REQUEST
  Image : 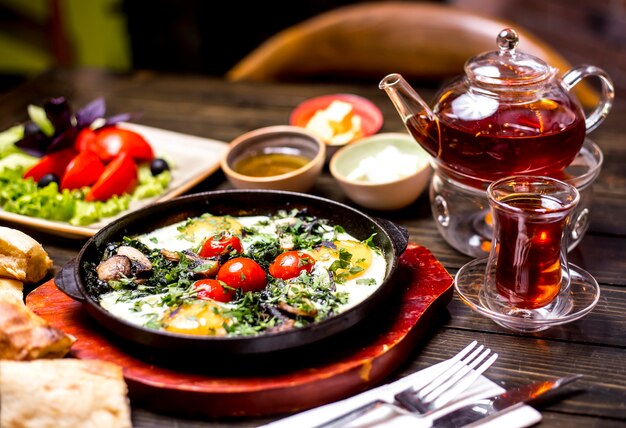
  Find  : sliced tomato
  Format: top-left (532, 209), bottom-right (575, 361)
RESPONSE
top-left (217, 257), bottom-right (267, 293)
top-left (74, 128), bottom-right (96, 152)
top-left (269, 251), bottom-right (315, 280)
top-left (194, 279), bottom-right (235, 303)
top-left (199, 234), bottom-right (243, 258)
top-left (85, 153), bottom-right (138, 201)
top-left (94, 127), bottom-right (154, 163)
top-left (60, 152), bottom-right (105, 190)
top-left (23, 148), bottom-right (77, 182)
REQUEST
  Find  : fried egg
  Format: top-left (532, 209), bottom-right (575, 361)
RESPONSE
top-left (162, 300), bottom-right (228, 336)
top-left (309, 240), bottom-right (373, 280)
top-left (138, 215), bottom-right (245, 251)
top-left (308, 239), bottom-right (387, 310)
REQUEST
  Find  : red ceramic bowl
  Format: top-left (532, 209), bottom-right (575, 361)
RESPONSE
top-left (289, 94), bottom-right (384, 156)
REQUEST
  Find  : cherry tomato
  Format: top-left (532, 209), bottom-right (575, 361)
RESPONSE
top-left (199, 234), bottom-right (243, 258)
top-left (217, 257), bottom-right (267, 293)
top-left (60, 151), bottom-right (105, 190)
top-left (85, 153), bottom-right (138, 201)
top-left (94, 127), bottom-right (154, 163)
top-left (193, 279), bottom-right (235, 303)
top-left (74, 127), bottom-right (97, 152)
top-left (269, 251), bottom-right (315, 279)
top-left (23, 148), bottom-right (77, 182)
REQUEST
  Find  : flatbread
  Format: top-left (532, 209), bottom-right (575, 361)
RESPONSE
top-left (0, 226), bottom-right (53, 283)
top-left (0, 359), bottom-right (132, 428)
top-left (0, 228), bottom-right (74, 360)
top-left (0, 296), bottom-right (75, 360)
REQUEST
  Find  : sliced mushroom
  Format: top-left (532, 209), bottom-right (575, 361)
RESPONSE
top-left (116, 246), bottom-right (153, 275)
top-left (160, 249), bottom-right (181, 262)
top-left (192, 260), bottom-right (220, 279)
top-left (96, 255), bottom-right (131, 282)
top-left (277, 301), bottom-right (318, 318)
top-left (176, 250), bottom-right (218, 278)
top-left (159, 249), bottom-right (220, 278)
top-left (181, 250), bottom-right (204, 264)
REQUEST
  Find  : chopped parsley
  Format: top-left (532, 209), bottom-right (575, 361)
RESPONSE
top-left (87, 209), bottom-right (384, 337)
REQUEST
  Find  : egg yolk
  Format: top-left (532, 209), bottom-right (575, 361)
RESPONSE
top-left (163, 301), bottom-right (228, 336)
top-left (310, 240), bottom-right (372, 280)
top-left (180, 215), bottom-right (243, 242)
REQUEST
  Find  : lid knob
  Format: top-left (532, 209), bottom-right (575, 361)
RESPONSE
top-left (497, 28), bottom-right (519, 55)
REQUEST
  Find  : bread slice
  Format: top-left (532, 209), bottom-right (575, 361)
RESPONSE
top-left (0, 296), bottom-right (75, 360)
top-left (0, 278), bottom-right (24, 302)
top-left (0, 359), bottom-right (132, 428)
top-left (0, 226), bottom-right (53, 283)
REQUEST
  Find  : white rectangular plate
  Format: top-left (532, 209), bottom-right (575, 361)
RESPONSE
top-left (0, 123), bottom-right (229, 238)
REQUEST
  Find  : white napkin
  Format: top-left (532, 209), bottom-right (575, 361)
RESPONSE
top-left (260, 361), bottom-right (541, 428)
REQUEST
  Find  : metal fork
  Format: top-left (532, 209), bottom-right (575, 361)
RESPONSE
top-left (313, 341), bottom-right (498, 428)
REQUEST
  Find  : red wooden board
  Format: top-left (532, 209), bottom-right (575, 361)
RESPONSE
top-left (26, 243), bottom-right (453, 419)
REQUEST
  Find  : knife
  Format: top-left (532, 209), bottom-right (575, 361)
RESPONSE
top-left (426, 374), bottom-right (583, 428)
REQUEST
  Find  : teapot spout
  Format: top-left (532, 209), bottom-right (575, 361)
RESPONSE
top-left (379, 73), bottom-right (438, 157)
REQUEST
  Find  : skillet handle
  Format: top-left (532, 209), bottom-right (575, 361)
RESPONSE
top-left (375, 217), bottom-right (409, 257)
top-left (54, 259), bottom-right (85, 302)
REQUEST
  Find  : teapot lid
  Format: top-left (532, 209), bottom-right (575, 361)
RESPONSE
top-left (465, 28), bottom-right (554, 86)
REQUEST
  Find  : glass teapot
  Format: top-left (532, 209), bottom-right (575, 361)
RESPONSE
top-left (380, 28), bottom-right (614, 183)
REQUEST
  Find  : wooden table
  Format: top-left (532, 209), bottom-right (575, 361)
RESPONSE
top-left (1, 69), bottom-right (624, 427)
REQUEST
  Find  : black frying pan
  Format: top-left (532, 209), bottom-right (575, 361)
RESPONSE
top-left (55, 189), bottom-right (408, 356)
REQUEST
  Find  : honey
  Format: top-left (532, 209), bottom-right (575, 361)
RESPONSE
top-left (233, 153), bottom-right (310, 177)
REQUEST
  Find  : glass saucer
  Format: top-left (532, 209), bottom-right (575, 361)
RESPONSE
top-left (454, 258), bottom-right (600, 332)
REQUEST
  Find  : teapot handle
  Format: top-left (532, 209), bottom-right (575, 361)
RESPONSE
top-left (562, 65), bottom-right (614, 133)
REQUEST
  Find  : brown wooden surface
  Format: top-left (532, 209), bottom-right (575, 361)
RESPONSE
top-left (25, 244), bottom-right (452, 419)
top-left (2, 69), bottom-right (625, 427)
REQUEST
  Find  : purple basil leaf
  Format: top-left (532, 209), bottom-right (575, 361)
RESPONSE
top-left (76, 97), bottom-right (106, 128)
top-left (44, 97), bottom-right (73, 133)
top-left (15, 132), bottom-right (48, 157)
top-left (23, 121), bottom-right (40, 137)
top-left (46, 127), bottom-right (79, 153)
top-left (103, 112), bottom-right (137, 126)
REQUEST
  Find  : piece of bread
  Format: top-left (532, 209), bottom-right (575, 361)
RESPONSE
top-left (0, 296), bottom-right (75, 360)
top-left (0, 277), bottom-right (24, 302)
top-left (0, 226), bottom-right (53, 283)
top-left (0, 359), bottom-right (133, 428)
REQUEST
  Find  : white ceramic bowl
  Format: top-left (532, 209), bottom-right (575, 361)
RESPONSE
top-left (221, 125), bottom-right (325, 192)
top-left (330, 133), bottom-right (431, 210)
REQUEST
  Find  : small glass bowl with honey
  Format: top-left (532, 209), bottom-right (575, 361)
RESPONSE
top-left (221, 125), bottom-right (325, 192)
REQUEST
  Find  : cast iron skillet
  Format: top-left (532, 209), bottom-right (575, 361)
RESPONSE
top-left (55, 189), bottom-right (408, 356)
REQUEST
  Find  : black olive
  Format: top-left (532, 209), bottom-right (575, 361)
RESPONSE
top-left (38, 173), bottom-right (60, 188)
top-left (150, 158), bottom-right (170, 176)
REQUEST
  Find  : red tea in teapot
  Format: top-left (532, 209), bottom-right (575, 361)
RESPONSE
top-left (406, 97), bottom-right (586, 182)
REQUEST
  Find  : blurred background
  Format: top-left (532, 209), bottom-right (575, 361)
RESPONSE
top-left (0, 0), bottom-right (624, 97)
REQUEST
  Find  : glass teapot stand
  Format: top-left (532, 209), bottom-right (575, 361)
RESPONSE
top-left (429, 139), bottom-right (603, 258)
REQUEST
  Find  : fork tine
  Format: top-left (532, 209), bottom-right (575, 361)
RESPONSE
top-left (422, 348), bottom-right (494, 404)
top-left (395, 344), bottom-right (499, 413)
top-left (408, 340), bottom-right (478, 393)
top-left (426, 347), bottom-right (491, 398)
top-left (417, 345), bottom-right (485, 398)
top-left (428, 351), bottom-right (499, 408)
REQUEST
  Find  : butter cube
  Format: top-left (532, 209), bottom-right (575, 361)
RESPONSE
top-left (305, 110), bottom-right (335, 142)
top-left (304, 99), bottom-right (363, 145)
top-left (324, 100), bottom-right (354, 133)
